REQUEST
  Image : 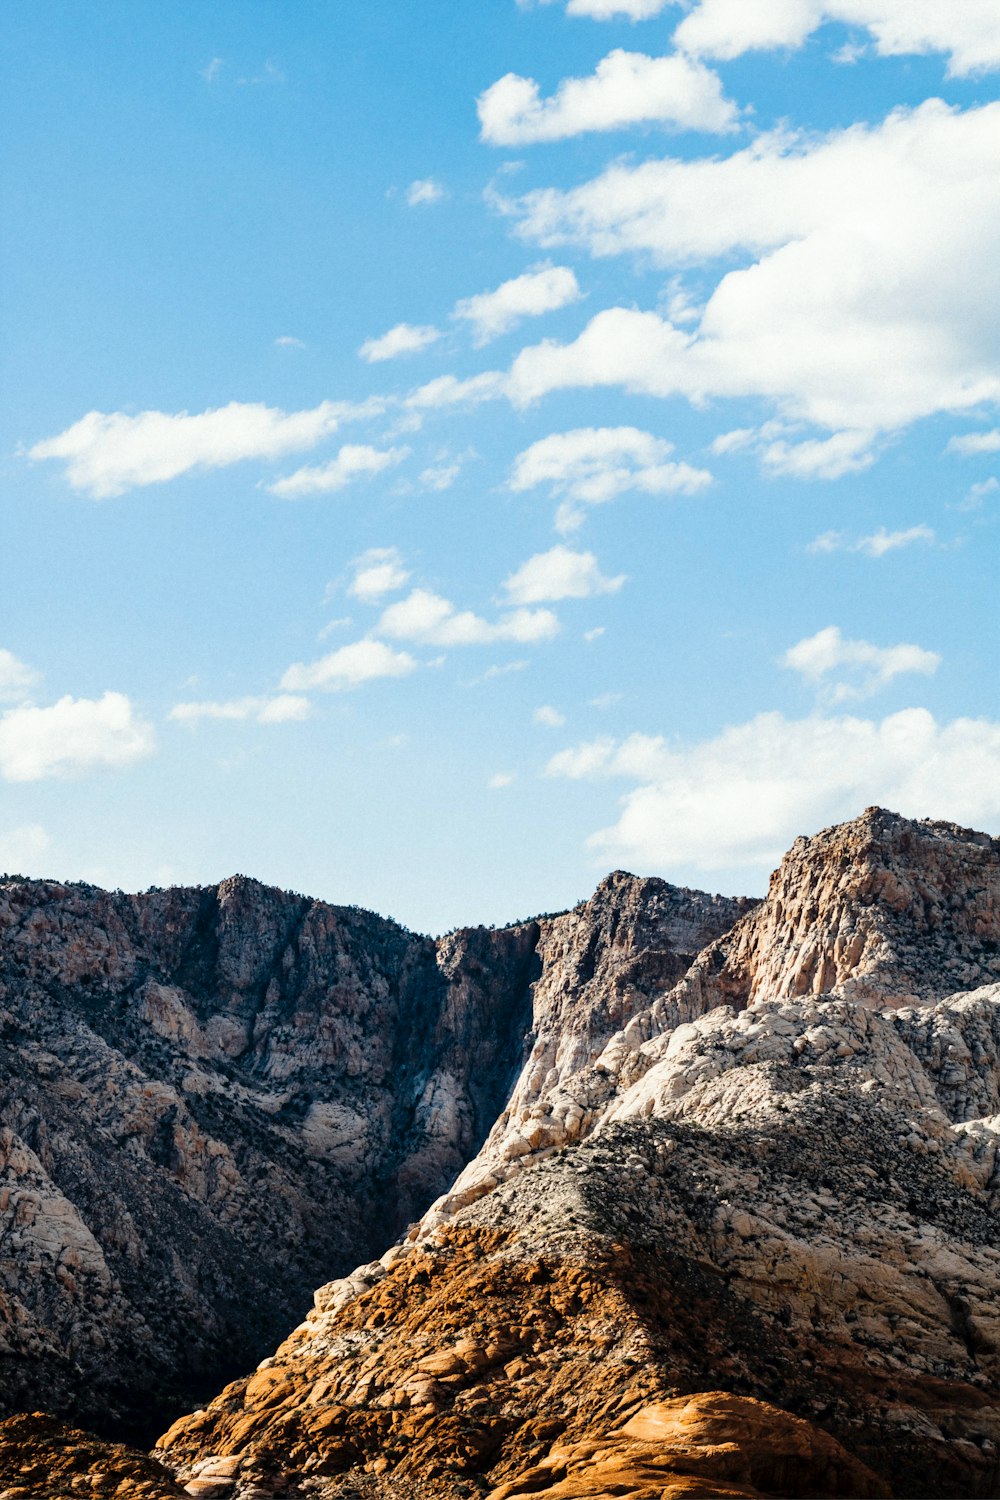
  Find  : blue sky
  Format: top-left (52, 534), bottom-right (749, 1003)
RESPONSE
top-left (1, 0), bottom-right (998, 932)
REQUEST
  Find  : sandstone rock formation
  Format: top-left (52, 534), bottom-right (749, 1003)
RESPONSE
top-left (0, 867), bottom-right (742, 1440)
top-left (0, 1413), bottom-right (183, 1498)
top-left (154, 810), bottom-right (1000, 1498)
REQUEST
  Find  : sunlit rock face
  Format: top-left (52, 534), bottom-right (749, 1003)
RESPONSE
top-left (0, 865), bottom-right (739, 1440)
top-left (155, 811), bottom-right (1000, 1499)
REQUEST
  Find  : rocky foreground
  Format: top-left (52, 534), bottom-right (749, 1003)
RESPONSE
top-left (0, 862), bottom-right (745, 1437)
top-left (3, 808), bottom-right (1000, 1497)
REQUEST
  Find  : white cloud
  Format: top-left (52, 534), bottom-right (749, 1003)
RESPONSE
top-left (783, 625), bottom-right (940, 702)
top-left (201, 57), bottom-right (223, 83)
top-left (0, 693), bottom-right (155, 782)
top-left (507, 102), bottom-right (1000, 438)
top-left (960, 477), bottom-right (999, 511)
top-left (478, 49), bottom-right (737, 145)
top-left (547, 708), bottom-right (1000, 875)
top-left (948, 429), bottom-right (1000, 456)
top-left (0, 649), bottom-right (39, 703)
top-left (503, 544), bottom-right (625, 603)
top-left (407, 179), bottom-right (446, 206)
top-left (275, 334), bottom-right (305, 348)
top-left (280, 640), bottom-right (418, 693)
top-left (509, 425), bottom-right (711, 531)
top-left (0, 824), bottom-right (51, 876)
top-left (564, 0), bottom-right (672, 15)
top-left (419, 460), bottom-right (462, 490)
top-left (534, 705), bottom-right (567, 728)
top-left (268, 444), bottom-right (408, 498)
top-left (673, 1), bottom-right (1000, 77)
top-left (348, 547), bottom-right (411, 603)
top-left (856, 524), bottom-right (936, 556)
top-left (712, 423), bottom-right (877, 478)
top-left (29, 398), bottom-right (385, 499)
top-left (759, 429), bottom-right (877, 479)
top-left (377, 589), bottom-right (560, 648)
top-left (453, 265), bottom-right (582, 344)
top-left (169, 695), bottom-right (310, 725)
top-left (488, 772), bottom-right (516, 789)
top-left (405, 371), bottom-right (506, 410)
top-left (359, 323), bottom-right (441, 363)
top-left (807, 524), bottom-right (936, 556)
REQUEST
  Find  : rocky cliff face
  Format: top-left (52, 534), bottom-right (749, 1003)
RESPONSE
top-left (153, 810), bottom-right (1000, 1499)
top-left (0, 867), bottom-right (741, 1442)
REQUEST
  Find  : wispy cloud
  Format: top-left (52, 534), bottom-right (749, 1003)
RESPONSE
top-left (169, 695), bottom-right (310, 725)
top-left (510, 425), bottom-right (711, 532)
top-left (453, 265), bottom-right (582, 344)
top-left (269, 444), bottom-right (409, 498)
top-left (347, 547), bottom-right (411, 603)
top-left (783, 625), bottom-right (940, 702)
top-left (30, 398), bottom-right (386, 498)
top-left (359, 323), bottom-right (441, 363)
top-left (281, 640), bottom-right (418, 693)
top-left (407, 178), bottom-right (446, 206)
top-left (948, 429), bottom-right (1000, 456)
top-left (807, 524), bottom-right (936, 557)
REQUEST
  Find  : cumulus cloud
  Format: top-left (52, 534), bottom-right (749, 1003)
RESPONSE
top-left (503, 544), bottom-right (625, 603)
top-left (348, 547), bottom-right (411, 602)
top-left (673, 1), bottom-right (1000, 77)
top-left (783, 625), bottom-right (940, 702)
top-left (407, 179), bottom-right (446, 205)
top-left (359, 323), bottom-right (441, 362)
top-left (453, 265), bottom-right (582, 344)
top-left (488, 772), bottom-right (516, 789)
top-left (377, 589), bottom-right (560, 647)
top-left (0, 693), bottom-right (155, 782)
top-left (948, 429), bottom-right (1000, 456)
top-left (546, 709), bottom-right (1000, 876)
top-left (0, 649), bottom-right (39, 703)
top-left (478, 50), bottom-right (738, 145)
top-left (268, 444), bottom-right (408, 498)
top-left (281, 640), bottom-right (418, 693)
top-left (808, 524), bottom-right (936, 556)
top-left (169, 695), bottom-right (310, 725)
top-left (509, 425), bottom-right (711, 531)
top-left (30, 399), bottom-right (385, 499)
top-left (534, 705), bottom-right (567, 728)
top-left (506, 102), bottom-right (1000, 438)
top-left (0, 823), bottom-right (51, 876)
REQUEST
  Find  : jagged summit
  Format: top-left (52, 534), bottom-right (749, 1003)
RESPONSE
top-left (675, 805), bottom-right (1000, 1015)
top-left (4, 810), bottom-right (1000, 1497)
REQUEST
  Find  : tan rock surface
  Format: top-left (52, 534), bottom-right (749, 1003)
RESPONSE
top-left (0, 1412), bottom-right (184, 1498)
top-left (0, 867), bottom-right (740, 1438)
top-left (155, 811), bottom-right (1000, 1499)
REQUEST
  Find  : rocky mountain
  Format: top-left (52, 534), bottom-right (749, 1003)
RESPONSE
top-left (0, 866), bottom-right (744, 1443)
top-left (152, 810), bottom-right (1000, 1499)
top-left (4, 807), bottom-right (1000, 1498)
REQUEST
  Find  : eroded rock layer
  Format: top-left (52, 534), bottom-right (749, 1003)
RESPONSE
top-left (155, 812), bottom-right (1000, 1498)
top-left (0, 867), bottom-right (741, 1437)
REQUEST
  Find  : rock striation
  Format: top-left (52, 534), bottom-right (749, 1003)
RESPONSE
top-left (0, 867), bottom-right (741, 1441)
top-left (154, 810), bottom-right (1000, 1498)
